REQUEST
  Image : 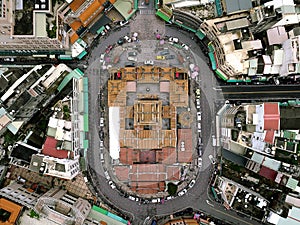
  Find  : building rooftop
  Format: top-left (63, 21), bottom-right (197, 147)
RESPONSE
top-left (42, 136), bottom-right (69, 159)
top-left (0, 198), bottom-right (23, 225)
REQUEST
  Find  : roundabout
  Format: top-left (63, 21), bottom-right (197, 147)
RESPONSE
top-left (84, 10), bottom-right (257, 225)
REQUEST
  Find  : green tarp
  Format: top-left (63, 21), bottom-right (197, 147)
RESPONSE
top-left (215, 69), bottom-right (228, 81)
top-left (195, 30), bottom-right (205, 40)
top-left (156, 10), bottom-right (170, 22)
top-left (96, 26), bottom-right (106, 35)
top-left (208, 52), bottom-right (217, 70)
top-left (77, 50), bottom-right (87, 60)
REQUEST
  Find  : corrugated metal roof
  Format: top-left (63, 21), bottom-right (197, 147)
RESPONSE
top-left (262, 157), bottom-right (281, 171)
top-left (225, 0), bottom-right (252, 14)
top-left (286, 177), bottom-right (299, 190)
top-left (226, 18), bottom-right (249, 31)
top-left (251, 152), bottom-right (264, 164)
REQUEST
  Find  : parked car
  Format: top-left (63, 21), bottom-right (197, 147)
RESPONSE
top-left (197, 112), bottom-right (201, 121)
top-left (209, 155), bottom-right (216, 165)
top-left (195, 88), bottom-right (201, 98)
top-left (160, 50), bottom-right (170, 56)
top-left (188, 179), bottom-right (196, 188)
top-left (119, 20), bottom-right (129, 26)
top-left (128, 196), bottom-right (136, 201)
top-left (198, 157), bottom-right (202, 167)
top-left (156, 55), bottom-right (165, 60)
top-left (128, 52), bottom-right (137, 56)
top-left (198, 146), bottom-right (202, 157)
top-left (181, 43), bottom-right (189, 50)
top-left (196, 99), bottom-right (200, 109)
top-left (165, 55), bottom-right (175, 60)
top-left (100, 54), bottom-right (105, 63)
top-left (128, 196), bottom-right (139, 201)
top-left (108, 180), bottom-right (116, 189)
top-left (117, 38), bottom-right (124, 45)
top-left (178, 189), bottom-right (187, 196)
top-left (144, 60), bottom-right (154, 65)
top-left (128, 56), bottom-right (137, 61)
top-left (166, 195), bottom-right (174, 200)
top-left (125, 62), bottom-right (135, 67)
top-left (105, 45), bottom-right (113, 54)
top-left (198, 122), bottom-right (201, 130)
top-left (151, 198), bottom-right (160, 203)
top-left (104, 171), bottom-right (110, 180)
top-left (100, 118), bottom-right (104, 127)
top-left (105, 24), bottom-right (111, 31)
top-left (169, 37), bottom-right (179, 43)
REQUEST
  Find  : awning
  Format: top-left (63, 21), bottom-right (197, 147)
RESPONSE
top-left (195, 30), bottom-right (205, 40)
top-left (208, 52), bottom-right (217, 70)
top-left (215, 69), bottom-right (228, 81)
top-left (156, 10), bottom-right (170, 22)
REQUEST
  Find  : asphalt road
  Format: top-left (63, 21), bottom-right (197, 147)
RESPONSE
top-left (220, 84), bottom-right (300, 100)
top-left (83, 9), bottom-right (260, 225)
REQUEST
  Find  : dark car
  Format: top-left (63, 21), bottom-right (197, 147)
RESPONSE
top-left (117, 38), bottom-right (124, 45)
top-left (105, 45), bottom-right (113, 54)
top-left (165, 55), bottom-right (175, 60)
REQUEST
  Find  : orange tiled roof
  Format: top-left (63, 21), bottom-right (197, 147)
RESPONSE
top-left (69, 0), bottom-right (86, 12)
top-left (70, 33), bottom-right (79, 44)
top-left (78, 0), bottom-right (104, 26)
top-left (0, 198), bottom-right (22, 225)
top-left (70, 20), bottom-right (83, 32)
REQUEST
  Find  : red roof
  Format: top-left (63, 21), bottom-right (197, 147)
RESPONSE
top-left (115, 166), bottom-right (130, 181)
top-left (166, 166), bottom-right (180, 180)
top-left (42, 137), bottom-right (69, 159)
top-left (265, 130), bottom-right (275, 144)
top-left (177, 129), bottom-right (193, 163)
top-left (259, 166), bottom-right (277, 181)
top-left (264, 103), bottom-right (280, 130)
top-left (120, 148), bottom-right (133, 164)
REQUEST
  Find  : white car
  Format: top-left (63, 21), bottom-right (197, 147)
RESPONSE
top-left (182, 43), bottom-right (189, 50)
top-left (151, 198), bottom-right (160, 203)
top-left (128, 56), bottom-right (137, 61)
top-left (119, 20), bottom-right (129, 26)
top-left (100, 118), bottom-right (104, 127)
top-left (169, 37), bottom-right (179, 43)
top-left (197, 112), bottom-right (201, 121)
top-left (144, 60), bottom-right (154, 65)
top-left (209, 155), bottom-right (216, 165)
top-left (105, 25), bottom-right (111, 30)
top-left (108, 180), bottom-right (116, 189)
top-left (166, 196), bottom-right (174, 200)
top-left (104, 171), bottom-right (110, 180)
top-left (128, 196), bottom-right (139, 202)
top-left (100, 54), bottom-right (105, 63)
top-left (188, 179), bottom-right (196, 188)
top-left (198, 157), bottom-right (202, 167)
top-left (128, 196), bottom-right (136, 201)
top-left (178, 189), bottom-right (187, 196)
top-left (196, 99), bottom-right (200, 109)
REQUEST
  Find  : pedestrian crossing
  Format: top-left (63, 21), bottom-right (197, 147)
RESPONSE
top-left (139, 9), bottom-right (155, 15)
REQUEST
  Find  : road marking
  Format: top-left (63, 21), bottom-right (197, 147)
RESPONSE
top-left (206, 200), bottom-right (214, 207)
top-left (223, 90), bottom-right (300, 94)
top-left (209, 206), bottom-right (253, 225)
